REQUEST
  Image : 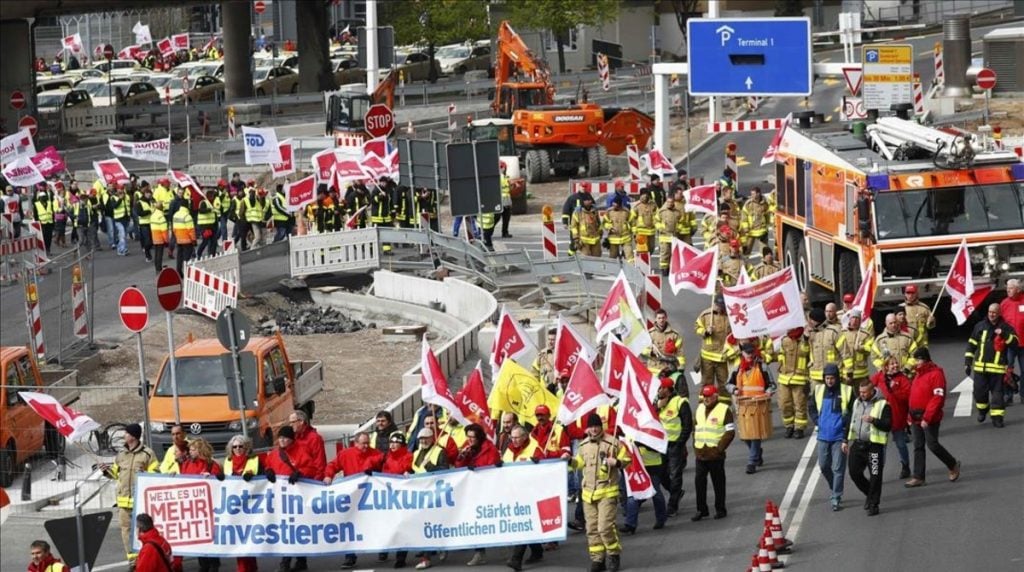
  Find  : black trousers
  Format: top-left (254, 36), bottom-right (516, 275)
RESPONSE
top-left (848, 441), bottom-right (884, 508)
top-left (911, 422), bottom-right (957, 480)
top-left (196, 226), bottom-right (217, 258)
top-left (41, 222), bottom-right (53, 254)
top-left (509, 543), bottom-right (542, 564)
top-left (694, 458), bottom-right (726, 514)
top-left (974, 373), bottom-right (1006, 418)
top-left (139, 225), bottom-right (152, 258)
top-left (175, 243), bottom-right (194, 277)
top-left (153, 243), bottom-right (164, 273)
top-left (501, 206), bottom-right (512, 235)
top-left (482, 226), bottom-right (495, 248)
top-left (665, 440), bottom-right (687, 511)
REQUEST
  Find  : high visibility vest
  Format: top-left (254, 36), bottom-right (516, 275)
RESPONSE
top-left (848, 399), bottom-right (889, 445)
top-left (694, 402), bottom-right (730, 450)
top-left (217, 194), bottom-right (232, 215)
top-left (197, 199), bottom-right (216, 226)
top-left (224, 455), bottom-right (260, 475)
top-left (172, 208), bottom-right (195, 243)
top-left (411, 444), bottom-right (446, 474)
top-left (658, 394), bottom-right (686, 442)
top-left (149, 208), bottom-right (167, 232)
top-left (814, 384), bottom-right (853, 416)
top-left (272, 193), bottom-right (290, 222)
top-left (243, 196), bottom-right (264, 223)
top-left (501, 438), bottom-right (539, 463)
top-left (736, 365), bottom-right (767, 397)
top-left (500, 175), bottom-right (511, 202)
top-left (111, 196), bottom-right (127, 219)
top-left (34, 199), bottom-right (54, 224)
top-left (479, 212), bottom-right (496, 230)
top-left (159, 443), bottom-right (189, 474)
top-left (639, 444), bottom-right (663, 467)
top-left (137, 200), bottom-right (152, 225)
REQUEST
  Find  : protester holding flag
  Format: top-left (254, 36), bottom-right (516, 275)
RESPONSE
top-left (965, 303), bottom-right (1019, 429)
top-left (695, 297), bottom-right (734, 398)
top-left (726, 342), bottom-right (776, 474)
top-left (902, 285), bottom-right (936, 347)
top-left (691, 385), bottom-right (734, 521)
top-left (643, 309), bottom-right (685, 372)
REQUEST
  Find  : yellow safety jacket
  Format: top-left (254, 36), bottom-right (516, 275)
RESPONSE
top-left (603, 208), bottom-right (632, 245)
top-left (137, 200), bottom-right (152, 225)
top-left (111, 196), bottom-right (127, 219)
top-left (224, 455), bottom-right (261, 475)
top-left (149, 208), bottom-right (167, 232)
top-left (159, 442), bottom-right (189, 474)
top-left (848, 398), bottom-right (889, 445)
top-left (814, 384), bottom-right (853, 415)
top-left (639, 443), bottom-right (663, 467)
top-left (411, 444), bottom-right (447, 474)
top-left (501, 438), bottom-right (539, 463)
top-left (630, 201), bottom-right (656, 237)
top-left (34, 199), bottom-right (54, 224)
top-left (694, 402), bottom-right (731, 450)
top-left (695, 310), bottom-right (733, 363)
top-left (197, 199), bottom-right (216, 226)
top-left (837, 329), bottom-right (873, 380)
top-left (658, 394), bottom-right (686, 442)
top-left (966, 320), bottom-right (1019, 374)
top-left (243, 196), bottom-right (265, 223)
top-left (775, 336), bottom-right (811, 385)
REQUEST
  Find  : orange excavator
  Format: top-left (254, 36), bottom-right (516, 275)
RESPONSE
top-left (494, 21), bottom-right (654, 183)
top-left (324, 71), bottom-right (396, 147)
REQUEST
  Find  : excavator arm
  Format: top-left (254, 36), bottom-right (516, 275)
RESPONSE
top-left (494, 20), bottom-right (553, 115)
top-left (371, 70), bottom-right (396, 110)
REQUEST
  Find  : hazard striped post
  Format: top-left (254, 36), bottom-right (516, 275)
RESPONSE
top-left (27, 220), bottom-right (49, 269)
top-left (634, 244), bottom-right (662, 328)
top-left (933, 42), bottom-right (944, 87)
top-left (597, 53), bottom-right (610, 91)
top-left (541, 205), bottom-right (557, 259)
top-left (25, 276), bottom-right (44, 361)
top-left (71, 264), bottom-right (88, 339)
top-left (626, 143), bottom-right (642, 181)
top-left (992, 126), bottom-right (1003, 150)
top-left (725, 141), bottom-right (738, 188)
top-left (912, 73), bottom-right (924, 116)
top-left (227, 106), bottom-right (236, 139)
top-left (448, 103), bottom-right (457, 131)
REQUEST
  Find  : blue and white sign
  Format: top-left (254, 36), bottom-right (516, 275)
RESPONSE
top-left (687, 18), bottom-right (813, 97)
top-left (242, 125), bottom-right (282, 165)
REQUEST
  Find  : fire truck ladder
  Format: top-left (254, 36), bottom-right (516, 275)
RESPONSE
top-left (866, 117), bottom-right (1017, 168)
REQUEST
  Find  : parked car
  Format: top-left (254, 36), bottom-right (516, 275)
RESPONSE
top-left (253, 66), bottom-right (299, 95)
top-left (37, 88), bottom-right (93, 113)
top-left (35, 75), bottom-right (76, 94)
top-left (80, 79), bottom-right (159, 107)
top-left (92, 58), bottom-right (142, 76)
top-left (176, 75), bottom-right (224, 103)
top-left (172, 61), bottom-right (223, 79)
top-left (395, 50), bottom-right (440, 82)
top-left (332, 57), bottom-right (365, 86)
top-left (436, 41), bottom-right (491, 75)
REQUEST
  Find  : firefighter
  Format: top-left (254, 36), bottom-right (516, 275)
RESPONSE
top-left (750, 247), bottom-right (781, 280)
top-left (839, 293), bottom-right (875, 333)
top-left (603, 194), bottom-right (633, 261)
top-left (808, 308), bottom-right (841, 391)
top-left (719, 239), bottom-right (744, 287)
top-left (369, 182), bottom-right (393, 251)
top-left (195, 189), bottom-right (218, 258)
top-left (672, 187), bottom-right (697, 244)
top-left (98, 423), bottom-right (158, 566)
top-left (965, 303), bottom-right (1019, 428)
top-left (570, 195), bottom-right (602, 257)
top-left (532, 327), bottom-right (558, 390)
top-left (655, 194), bottom-right (686, 274)
top-left (717, 179), bottom-right (742, 235)
top-left (657, 376), bottom-right (692, 517)
top-left (741, 186), bottom-right (770, 255)
top-left (645, 309), bottom-right (685, 371)
top-left (711, 207), bottom-right (738, 257)
top-left (415, 187), bottom-right (439, 232)
top-left (872, 313), bottom-right (918, 372)
top-left (630, 190), bottom-right (657, 252)
top-left (562, 181), bottom-right (595, 227)
top-left (773, 327), bottom-right (811, 438)
top-left (499, 161), bottom-right (513, 237)
top-left (901, 285), bottom-right (936, 347)
top-left (695, 296), bottom-right (733, 398)
top-left (836, 310), bottom-right (874, 387)
top-left (344, 183), bottom-right (370, 229)
top-left (270, 184), bottom-right (293, 241)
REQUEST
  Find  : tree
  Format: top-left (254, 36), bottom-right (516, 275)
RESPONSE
top-left (379, 0), bottom-right (490, 83)
top-left (668, 0), bottom-right (701, 59)
top-left (774, 0), bottom-right (805, 17)
top-left (506, 0), bottom-right (620, 73)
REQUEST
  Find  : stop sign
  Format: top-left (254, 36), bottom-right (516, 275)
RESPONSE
top-left (254, 0), bottom-right (266, 15)
top-left (364, 103), bottom-right (395, 138)
top-left (18, 115), bottom-right (37, 138)
top-left (10, 90), bottom-right (25, 110)
top-left (156, 268), bottom-right (183, 312)
top-left (119, 287), bottom-right (150, 333)
top-left (103, 44), bottom-right (114, 61)
top-left (976, 68), bottom-right (997, 91)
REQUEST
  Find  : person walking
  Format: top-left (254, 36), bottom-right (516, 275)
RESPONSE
top-left (695, 297), bottom-right (734, 399)
top-left (808, 364), bottom-right (854, 511)
top-left (99, 423), bottom-right (158, 567)
top-left (224, 435), bottom-right (261, 572)
top-left (149, 201), bottom-right (168, 273)
top-left (965, 303), bottom-right (1019, 428)
top-left (727, 342), bottom-right (776, 474)
top-left (656, 376), bottom-right (692, 517)
top-left (135, 513), bottom-right (174, 572)
top-left (562, 413), bottom-right (630, 572)
top-left (1000, 279), bottom-right (1024, 403)
top-left (499, 161), bottom-right (513, 238)
top-left (691, 385), bottom-right (734, 521)
top-left (872, 356), bottom-right (912, 478)
top-left (845, 380), bottom-right (892, 516)
top-left (171, 202), bottom-right (195, 277)
top-left (905, 347), bottom-right (962, 487)
top-left (774, 327), bottom-right (811, 439)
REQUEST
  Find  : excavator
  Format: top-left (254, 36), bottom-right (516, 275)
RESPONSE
top-left (493, 20), bottom-right (654, 183)
top-left (324, 70), bottom-right (396, 148)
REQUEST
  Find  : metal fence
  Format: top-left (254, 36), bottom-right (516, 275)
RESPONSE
top-left (865, 0), bottom-right (1013, 26)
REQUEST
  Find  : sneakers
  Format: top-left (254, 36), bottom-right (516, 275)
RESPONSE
top-left (830, 497), bottom-right (842, 511)
top-left (467, 552), bottom-right (486, 566)
top-left (904, 478), bottom-right (926, 488)
top-left (415, 558), bottom-right (432, 570)
top-left (948, 460), bottom-right (962, 482)
top-left (899, 462), bottom-right (911, 479)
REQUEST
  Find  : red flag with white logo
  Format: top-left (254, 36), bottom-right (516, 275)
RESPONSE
top-left (20, 391), bottom-right (100, 443)
top-left (555, 358), bottom-right (610, 426)
top-left (311, 148), bottom-right (338, 184)
top-left (943, 238), bottom-right (973, 301)
top-left (760, 112), bottom-right (792, 166)
top-left (284, 174), bottom-right (315, 213)
top-left (157, 37), bottom-right (174, 57)
top-left (94, 158), bottom-right (131, 186)
top-left (554, 315), bottom-right (596, 376)
top-left (669, 238), bottom-right (719, 296)
top-left (951, 284), bottom-right (993, 325)
top-left (62, 33), bottom-right (83, 54)
top-left (271, 139), bottom-right (295, 178)
top-left (682, 184), bottom-right (718, 216)
top-left (421, 339), bottom-right (470, 427)
top-left (601, 339), bottom-right (656, 399)
top-left (642, 149), bottom-right (676, 176)
top-left (345, 205), bottom-right (368, 230)
top-left (171, 33), bottom-right (190, 50)
top-left (721, 267), bottom-right (805, 338)
top-left (620, 437), bottom-right (656, 500)
top-left (167, 170), bottom-right (199, 193)
top-left (841, 262), bottom-right (877, 329)
top-left (489, 306), bottom-right (538, 377)
top-left (595, 270), bottom-right (644, 341)
top-left (335, 159), bottom-right (367, 188)
top-left (615, 356), bottom-right (668, 453)
top-left (454, 362), bottom-right (496, 439)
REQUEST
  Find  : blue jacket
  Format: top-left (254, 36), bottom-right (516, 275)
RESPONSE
top-left (809, 383), bottom-right (853, 443)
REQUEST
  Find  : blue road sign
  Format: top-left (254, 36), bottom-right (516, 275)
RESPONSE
top-left (687, 18), bottom-right (813, 97)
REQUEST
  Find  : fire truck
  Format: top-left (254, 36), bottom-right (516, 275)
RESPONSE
top-left (773, 116), bottom-right (1024, 306)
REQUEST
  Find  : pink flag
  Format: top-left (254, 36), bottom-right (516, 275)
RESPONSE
top-left (271, 139), bottom-right (295, 178)
top-left (421, 339), bottom-right (469, 426)
top-left (669, 238), bottom-right (719, 296)
top-left (615, 356), bottom-right (667, 453)
top-left (454, 363), bottom-right (495, 439)
top-left (951, 284), bottom-right (994, 325)
top-left (284, 175), bottom-right (315, 213)
top-left (842, 262), bottom-right (877, 329)
top-left (554, 315), bottom-right (596, 377)
top-left (489, 306), bottom-right (538, 376)
top-left (642, 149), bottom-right (676, 176)
top-left (20, 391), bottom-right (100, 443)
top-left (556, 358), bottom-right (610, 426)
top-left (594, 270), bottom-right (644, 341)
top-left (167, 169), bottom-right (199, 193)
top-left (620, 437), bottom-right (656, 499)
top-left (760, 112), bottom-right (792, 166)
top-left (345, 205), bottom-right (368, 229)
top-left (682, 184), bottom-right (718, 216)
top-left (29, 147), bottom-right (66, 177)
top-left (62, 33), bottom-right (83, 54)
top-left (601, 339), bottom-right (655, 398)
top-left (93, 158), bottom-right (130, 186)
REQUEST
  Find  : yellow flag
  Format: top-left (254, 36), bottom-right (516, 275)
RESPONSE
top-left (616, 298), bottom-right (653, 355)
top-left (488, 358), bottom-right (560, 426)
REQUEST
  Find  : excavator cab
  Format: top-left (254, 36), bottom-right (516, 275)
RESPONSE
top-left (465, 118), bottom-right (516, 156)
top-left (325, 90), bottom-right (371, 135)
top-left (496, 83), bottom-right (550, 118)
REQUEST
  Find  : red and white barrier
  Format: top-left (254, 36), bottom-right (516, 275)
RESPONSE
top-left (71, 264), bottom-right (88, 339)
top-left (913, 74), bottom-right (924, 116)
top-left (335, 132), bottom-right (366, 149)
top-left (25, 278), bottom-right (45, 361)
top-left (725, 141), bottom-right (738, 189)
top-left (934, 42), bottom-right (944, 87)
top-left (183, 264), bottom-right (238, 320)
top-left (542, 219), bottom-right (557, 260)
top-left (626, 144), bottom-right (642, 181)
top-left (570, 180), bottom-right (645, 195)
top-left (708, 119), bottom-right (785, 133)
top-left (27, 220), bottom-right (49, 266)
top-left (0, 236), bottom-right (36, 257)
top-left (227, 114), bottom-right (236, 139)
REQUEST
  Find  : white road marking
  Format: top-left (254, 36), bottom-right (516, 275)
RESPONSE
top-left (778, 431), bottom-right (818, 520)
top-left (952, 376), bottom-right (974, 417)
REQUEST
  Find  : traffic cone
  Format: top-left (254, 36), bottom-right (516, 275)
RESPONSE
top-left (749, 554), bottom-right (760, 572)
top-left (757, 536), bottom-right (771, 572)
top-left (757, 500), bottom-right (774, 548)
top-left (764, 526), bottom-right (785, 569)
top-left (769, 500), bottom-right (794, 553)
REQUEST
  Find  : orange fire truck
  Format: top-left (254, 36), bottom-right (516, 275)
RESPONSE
top-left (773, 116), bottom-right (1024, 305)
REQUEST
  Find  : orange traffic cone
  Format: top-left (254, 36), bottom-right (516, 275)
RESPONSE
top-left (764, 526), bottom-right (785, 569)
top-left (757, 499), bottom-right (774, 549)
top-left (769, 500), bottom-right (794, 553)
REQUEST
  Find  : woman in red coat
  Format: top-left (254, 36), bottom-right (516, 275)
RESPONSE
top-left (872, 356), bottom-right (912, 479)
top-left (224, 435), bottom-right (261, 572)
top-left (179, 438), bottom-right (223, 572)
top-left (379, 433), bottom-right (414, 567)
top-left (263, 426), bottom-right (317, 572)
top-left (454, 424), bottom-right (499, 567)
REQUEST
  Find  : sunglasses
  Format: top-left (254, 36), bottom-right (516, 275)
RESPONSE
top-left (231, 445), bottom-right (245, 449)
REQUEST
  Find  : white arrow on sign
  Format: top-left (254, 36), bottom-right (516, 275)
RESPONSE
top-left (745, 76), bottom-right (753, 90)
top-left (952, 376), bottom-right (974, 417)
top-left (842, 66), bottom-right (863, 96)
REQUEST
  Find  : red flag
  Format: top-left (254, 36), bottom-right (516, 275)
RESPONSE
top-left (420, 339), bottom-right (469, 426)
top-left (20, 391), bottom-right (100, 443)
top-left (642, 149), bottom-right (676, 176)
top-left (594, 270), bottom-right (644, 341)
top-left (285, 175), bottom-right (316, 213)
top-left (669, 238), bottom-right (719, 296)
top-left (601, 339), bottom-right (655, 398)
top-left (553, 315), bottom-right (596, 375)
top-left (454, 362), bottom-right (495, 439)
top-left (29, 147), bottom-right (66, 178)
top-left (335, 159), bottom-right (367, 187)
top-left (345, 205), bottom-right (368, 230)
top-left (722, 267), bottom-right (805, 338)
top-left (167, 169), bottom-right (199, 193)
top-left (682, 184), bottom-right (718, 216)
top-left (615, 356), bottom-right (668, 453)
top-left (620, 437), bottom-right (656, 499)
top-left (943, 238), bottom-right (972, 301)
top-left (171, 33), bottom-right (190, 50)
top-left (270, 139), bottom-right (295, 178)
top-left (93, 158), bottom-right (130, 186)
top-left (489, 306), bottom-right (538, 376)
top-left (951, 284), bottom-right (993, 325)
top-left (556, 358), bottom-right (610, 426)
top-left (760, 112), bottom-right (792, 166)
top-left (842, 262), bottom-right (876, 329)
top-left (157, 37), bottom-right (174, 57)
top-left (311, 148), bottom-right (338, 184)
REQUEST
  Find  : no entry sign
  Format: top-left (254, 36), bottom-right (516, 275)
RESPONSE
top-left (119, 287), bottom-right (150, 333)
top-left (10, 90), bottom-right (26, 110)
top-left (156, 268), bottom-right (183, 312)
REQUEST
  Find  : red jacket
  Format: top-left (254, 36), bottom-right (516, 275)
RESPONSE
top-left (455, 439), bottom-right (500, 468)
top-left (1000, 293), bottom-right (1024, 346)
top-left (382, 446), bottom-right (413, 475)
top-left (28, 555), bottom-right (69, 572)
top-left (324, 446), bottom-right (383, 480)
top-left (872, 370), bottom-right (912, 431)
top-left (294, 426), bottom-right (327, 482)
top-left (179, 457), bottom-right (223, 477)
top-left (136, 528), bottom-right (173, 572)
top-left (264, 442), bottom-right (320, 480)
top-left (909, 361), bottom-right (947, 425)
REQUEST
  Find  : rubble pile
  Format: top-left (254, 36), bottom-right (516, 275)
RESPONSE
top-left (257, 304), bottom-right (368, 335)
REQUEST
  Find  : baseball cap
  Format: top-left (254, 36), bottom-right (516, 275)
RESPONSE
top-left (701, 385), bottom-right (718, 397)
top-left (904, 285), bottom-right (918, 294)
top-left (843, 293), bottom-right (854, 304)
top-left (535, 404), bottom-right (551, 416)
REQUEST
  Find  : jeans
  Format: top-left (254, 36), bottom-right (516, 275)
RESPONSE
top-left (625, 468), bottom-right (667, 527)
top-left (817, 440), bottom-right (846, 499)
top-left (274, 224), bottom-right (290, 242)
top-left (745, 439), bottom-right (762, 466)
top-left (452, 216), bottom-right (479, 238)
top-left (104, 216), bottom-right (115, 247)
top-left (115, 221), bottom-right (127, 254)
top-left (217, 216), bottom-right (229, 241)
top-left (889, 427), bottom-right (909, 468)
top-left (910, 422), bottom-right (957, 480)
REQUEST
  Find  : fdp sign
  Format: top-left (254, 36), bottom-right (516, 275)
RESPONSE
top-left (364, 104), bottom-right (395, 138)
